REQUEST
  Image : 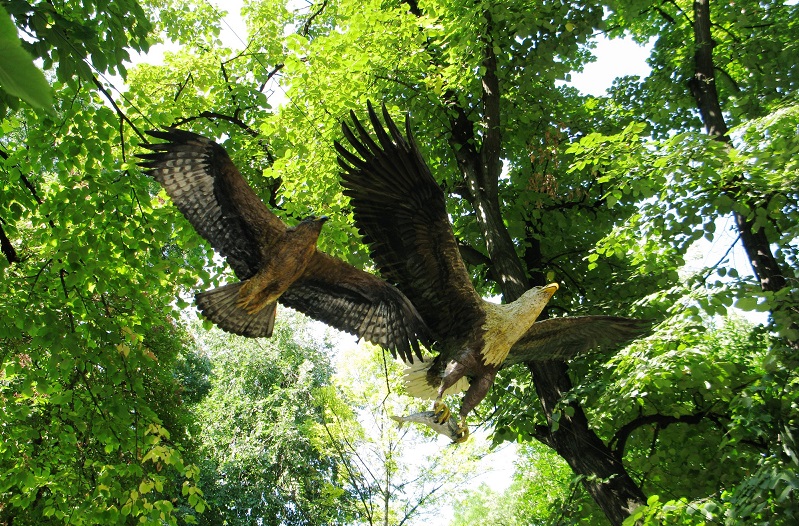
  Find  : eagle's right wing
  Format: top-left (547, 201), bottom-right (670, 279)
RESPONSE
top-left (336, 103), bottom-right (486, 343)
top-left (139, 128), bottom-right (284, 280)
top-left (280, 251), bottom-right (431, 364)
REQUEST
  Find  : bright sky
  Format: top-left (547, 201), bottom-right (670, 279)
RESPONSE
top-left (570, 36), bottom-right (652, 95)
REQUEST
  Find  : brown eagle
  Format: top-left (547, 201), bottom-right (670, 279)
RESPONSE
top-left (138, 128), bottom-right (429, 364)
top-left (336, 103), bottom-right (650, 441)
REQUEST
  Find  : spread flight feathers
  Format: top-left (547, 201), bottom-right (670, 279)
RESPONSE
top-left (139, 128), bottom-right (430, 363)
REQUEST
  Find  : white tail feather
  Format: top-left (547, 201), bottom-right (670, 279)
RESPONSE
top-left (402, 361), bottom-right (469, 400)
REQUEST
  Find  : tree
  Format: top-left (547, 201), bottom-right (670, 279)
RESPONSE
top-left (316, 341), bottom-right (487, 526)
top-left (565, 1), bottom-right (799, 519)
top-left (4, 0), bottom-right (797, 524)
top-left (485, 316), bottom-right (797, 524)
top-left (188, 315), bottom-right (359, 526)
top-left (598, 0), bottom-right (799, 341)
top-left (0, 4), bottom-right (53, 112)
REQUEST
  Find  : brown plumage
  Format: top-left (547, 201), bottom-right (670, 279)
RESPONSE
top-left (336, 103), bottom-right (650, 441)
top-left (138, 128), bottom-right (429, 363)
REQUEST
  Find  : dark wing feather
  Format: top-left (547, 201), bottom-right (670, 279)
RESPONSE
top-left (279, 251), bottom-right (430, 363)
top-left (336, 102), bottom-right (484, 342)
top-left (138, 128), bottom-right (284, 279)
top-left (502, 316), bottom-right (652, 366)
top-left (140, 128), bottom-right (431, 359)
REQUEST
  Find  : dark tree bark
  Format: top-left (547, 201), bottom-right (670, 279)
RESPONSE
top-left (529, 361), bottom-right (647, 525)
top-left (447, 37), bottom-right (528, 300)
top-left (0, 221), bottom-right (20, 264)
top-left (443, 15), bottom-right (647, 525)
top-left (688, 0), bottom-right (787, 294)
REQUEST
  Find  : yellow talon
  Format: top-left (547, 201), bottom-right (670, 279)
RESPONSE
top-left (454, 419), bottom-right (470, 443)
top-left (433, 400), bottom-right (451, 424)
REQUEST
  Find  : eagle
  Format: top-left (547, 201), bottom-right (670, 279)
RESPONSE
top-left (336, 103), bottom-right (650, 441)
top-left (138, 128), bottom-right (430, 364)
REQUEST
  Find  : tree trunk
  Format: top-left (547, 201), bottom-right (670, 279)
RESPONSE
top-left (529, 360), bottom-right (647, 525)
top-left (688, 0), bottom-right (787, 294)
top-left (688, 0), bottom-right (796, 351)
top-left (446, 26), bottom-right (647, 526)
top-left (448, 36), bottom-right (529, 301)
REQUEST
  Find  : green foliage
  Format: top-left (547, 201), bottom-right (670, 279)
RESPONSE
top-left (0, 93), bottom-right (207, 520)
top-left (486, 316), bottom-right (799, 524)
top-left (623, 495), bottom-right (721, 526)
top-left (450, 443), bottom-right (585, 526)
top-left (0, 2), bottom-right (215, 523)
top-left (723, 454), bottom-right (799, 525)
top-left (188, 317), bottom-right (357, 525)
top-left (0, 0), bottom-right (153, 120)
top-left (0, 5), bottom-right (53, 111)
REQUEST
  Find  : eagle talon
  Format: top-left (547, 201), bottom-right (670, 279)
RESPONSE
top-left (454, 419), bottom-right (470, 443)
top-left (433, 400), bottom-right (451, 424)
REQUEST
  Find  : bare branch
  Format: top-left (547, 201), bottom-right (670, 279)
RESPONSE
top-left (300, 0), bottom-right (329, 36)
top-left (92, 76), bottom-right (146, 141)
top-left (610, 411), bottom-right (709, 458)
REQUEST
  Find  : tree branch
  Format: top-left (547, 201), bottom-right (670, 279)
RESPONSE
top-left (301, 0), bottom-right (329, 36)
top-left (610, 411), bottom-right (709, 458)
top-left (480, 12), bottom-right (502, 199)
top-left (0, 220), bottom-right (19, 264)
top-left (92, 76), bottom-right (145, 141)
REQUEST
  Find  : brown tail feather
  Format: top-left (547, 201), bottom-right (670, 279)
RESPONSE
top-left (195, 282), bottom-right (276, 338)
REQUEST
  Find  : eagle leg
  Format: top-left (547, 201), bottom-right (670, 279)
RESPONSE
top-left (459, 369), bottom-right (498, 420)
top-left (431, 362), bottom-right (467, 425)
top-left (441, 367), bottom-right (497, 443)
top-left (236, 279), bottom-right (277, 315)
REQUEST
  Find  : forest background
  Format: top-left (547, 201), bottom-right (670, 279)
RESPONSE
top-left (1, 0), bottom-right (798, 525)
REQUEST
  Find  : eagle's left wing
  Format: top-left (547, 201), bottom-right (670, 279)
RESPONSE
top-left (502, 316), bottom-right (652, 366)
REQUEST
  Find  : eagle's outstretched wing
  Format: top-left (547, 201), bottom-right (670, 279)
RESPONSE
top-left (283, 251), bottom-right (430, 362)
top-left (336, 102), bottom-right (485, 344)
top-left (139, 128), bottom-right (278, 279)
top-left (139, 128), bottom-right (429, 362)
top-left (502, 316), bottom-right (652, 366)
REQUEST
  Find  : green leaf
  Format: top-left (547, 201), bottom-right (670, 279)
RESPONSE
top-left (0, 6), bottom-right (53, 111)
top-left (734, 296), bottom-right (758, 311)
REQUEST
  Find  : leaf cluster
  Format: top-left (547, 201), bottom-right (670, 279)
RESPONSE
top-left (188, 319), bottom-right (358, 526)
